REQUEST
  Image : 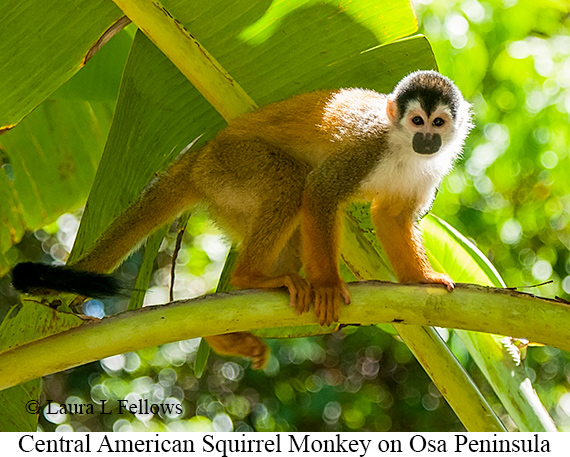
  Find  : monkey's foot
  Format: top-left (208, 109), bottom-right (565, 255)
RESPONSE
top-left (418, 272), bottom-right (455, 292)
top-left (205, 332), bottom-right (269, 370)
top-left (232, 272), bottom-right (311, 315)
top-left (312, 281), bottom-right (351, 327)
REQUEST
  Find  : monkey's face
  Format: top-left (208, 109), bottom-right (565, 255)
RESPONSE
top-left (402, 101), bottom-right (455, 155)
top-left (386, 71), bottom-right (470, 159)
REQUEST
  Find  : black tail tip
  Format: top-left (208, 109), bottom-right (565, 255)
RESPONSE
top-left (11, 262), bottom-right (123, 298)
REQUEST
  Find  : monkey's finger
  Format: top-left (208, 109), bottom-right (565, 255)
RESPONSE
top-left (325, 289), bottom-right (335, 326)
top-left (288, 284), bottom-right (297, 309)
top-left (316, 297), bottom-right (324, 326)
top-left (302, 285), bottom-right (312, 313)
top-left (294, 276), bottom-right (307, 309)
top-left (438, 274), bottom-right (455, 292)
top-left (327, 294), bottom-right (336, 326)
top-left (341, 286), bottom-right (351, 306)
top-left (251, 348), bottom-right (268, 370)
top-left (295, 284), bottom-right (308, 314)
top-left (294, 290), bottom-right (302, 314)
top-left (331, 287), bottom-right (340, 324)
top-left (325, 290), bottom-right (332, 326)
top-left (301, 283), bottom-right (311, 314)
top-left (315, 292), bottom-right (326, 326)
top-left (321, 290), bottom-right (330, 326)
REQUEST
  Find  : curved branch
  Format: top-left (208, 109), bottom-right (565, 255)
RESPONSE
top-left (0, 281), bottom-right (567, 392)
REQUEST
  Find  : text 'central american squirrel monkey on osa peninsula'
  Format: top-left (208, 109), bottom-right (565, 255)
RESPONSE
top-left (12, 70), bottom-right (472, 369)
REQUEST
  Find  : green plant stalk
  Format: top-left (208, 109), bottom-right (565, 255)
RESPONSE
top-left (344, 214), bottom-right (556, 432)
top-left (110, 0), bottom-right (257, 121)
top-left (341, 219), bottom-right (504, 432)
top-left (458, 332), bottom-right (556, 432)
top-left (393, 324), bottom-right (505, 431)
top-left (2, 283), bottom-right (569, 394)
top-left (423, 216), bottom-right (556, 431)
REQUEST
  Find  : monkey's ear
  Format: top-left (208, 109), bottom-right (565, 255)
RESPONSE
top-left (386, 96), bottom-right (399, 124)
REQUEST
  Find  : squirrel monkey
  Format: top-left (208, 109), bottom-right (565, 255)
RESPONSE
top-left (12, 71), bottom-right (472, 369)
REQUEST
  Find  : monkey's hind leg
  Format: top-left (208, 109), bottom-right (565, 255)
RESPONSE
top-left (210, 221), bottom-right (306, 370)
top-left (205, 333), bottom-right (269, 370)
top-left (202, 231), bottom-right (304, 370)
top-left (230, 198), bottom-right (311, 314)
top-left (195, 139), bottom-right (310, 369)
top-left (196, 137), bottom-right (312, 312)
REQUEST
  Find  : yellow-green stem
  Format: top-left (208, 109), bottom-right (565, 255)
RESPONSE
top-left (111, 0), bottom-right (257, 121)
top-left (2, 282), bottom-right (568, 406)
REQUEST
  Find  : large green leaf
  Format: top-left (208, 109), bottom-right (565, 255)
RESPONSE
top-left (0, 101), bottom-right (113, 231)
top-left (0, 13), bottom-right (131, 432)
top-left (422, 215), bottom-right (506, 287)
top-left (0, 121), bottom-right (106, 425)
top-left (0, 28), bottom-right (134, 274)
top-left (0, 381), bottom-right (41, 432)
top-left (0, 0), bottom-right (122, 129)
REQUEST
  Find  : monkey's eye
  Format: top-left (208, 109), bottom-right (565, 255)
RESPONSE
top-left (433, 117), bottom-right (445, 127)
top-left (412, 116), bottom-right (424, 126)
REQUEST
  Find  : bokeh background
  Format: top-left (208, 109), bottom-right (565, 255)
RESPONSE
top-left (2, 0), bottom-right (570, 431)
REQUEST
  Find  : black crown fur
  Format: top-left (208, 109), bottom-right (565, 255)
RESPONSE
top-left (394, 70), bottom-right (462, 120)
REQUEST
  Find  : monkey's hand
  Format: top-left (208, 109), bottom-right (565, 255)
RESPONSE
top-left (417, 271), bottom-right (455, 292)
top-left (311, 280), bottom-right (351, 327)
top-left (282, 273), bottom-right (312, 313)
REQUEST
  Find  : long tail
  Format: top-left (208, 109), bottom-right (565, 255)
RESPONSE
top-left (11, 262), bottom-right (122, 298)
top-left (11, 140), bottom-right (202, 298)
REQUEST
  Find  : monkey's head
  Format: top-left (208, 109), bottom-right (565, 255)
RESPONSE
top-left (386, 70), bottom-right (471, 156)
